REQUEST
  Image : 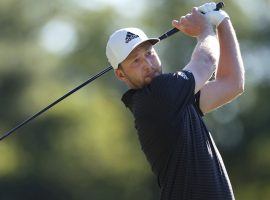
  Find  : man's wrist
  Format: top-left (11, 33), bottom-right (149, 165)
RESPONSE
top-left (217, 17), bottom-right (231, 30)
top-left (197, 25), bottom-right (215, 40)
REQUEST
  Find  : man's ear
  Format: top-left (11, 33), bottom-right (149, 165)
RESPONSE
top-left (114, 68), bottom-right (126, 81)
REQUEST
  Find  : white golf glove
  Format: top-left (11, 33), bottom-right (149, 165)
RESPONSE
top-left (198, 2), bottom-right (229, 27)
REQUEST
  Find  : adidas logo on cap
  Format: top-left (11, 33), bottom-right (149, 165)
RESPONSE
top-left (125, 32), bottom-right (139, 43)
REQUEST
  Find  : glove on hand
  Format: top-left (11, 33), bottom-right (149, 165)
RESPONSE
top-left (198, 2), bottom-right (229, 26)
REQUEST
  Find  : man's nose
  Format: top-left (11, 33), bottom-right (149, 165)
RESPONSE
top-left (143, 58), bottom-right (153, 71)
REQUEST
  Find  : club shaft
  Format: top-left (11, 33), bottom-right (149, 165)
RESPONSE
top-left (0, 66), bottom-right (113, 141)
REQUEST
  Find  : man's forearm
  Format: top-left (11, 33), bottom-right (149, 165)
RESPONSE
top-left (216, 19), bottom-right (245, 91)
top-left (184, 28), bottom-right (219, 93)
top-left (191, 30), bottom-right (219, 72)
top-left (189, 29), bottom-right (219, 74)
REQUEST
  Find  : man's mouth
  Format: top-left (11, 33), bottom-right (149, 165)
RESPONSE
top-left (146, 73), bottom-right (154, 78)
top-left (145, 71), bottom-right (158, 78)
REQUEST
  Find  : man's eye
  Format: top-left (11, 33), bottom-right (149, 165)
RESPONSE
top-left (133, 58), bottom-right (139, 63)
top-left (147, 50), bottom-right (153, 56)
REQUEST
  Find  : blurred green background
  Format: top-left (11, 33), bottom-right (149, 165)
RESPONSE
top-left (0, 0), bottom-right (269, 199)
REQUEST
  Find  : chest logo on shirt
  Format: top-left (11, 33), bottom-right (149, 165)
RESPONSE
top-left (177, 71), bottom-right (189, 80)
top-left (125, 32), bottom-right (139, 43)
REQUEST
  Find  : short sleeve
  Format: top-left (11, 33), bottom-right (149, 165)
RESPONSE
top-left (149, 70), bottom-right (195, 110)
top-left (194, 91), bottom-right (204, 117)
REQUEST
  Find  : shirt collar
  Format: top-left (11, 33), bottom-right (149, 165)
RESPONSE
top-left (121, 89), bottom-right (137, 109)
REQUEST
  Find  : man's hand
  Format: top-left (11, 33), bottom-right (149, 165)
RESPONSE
top-left (198, 2), bottom-right (229, 27)
top-left (172, 7), bottom-right (213, 38)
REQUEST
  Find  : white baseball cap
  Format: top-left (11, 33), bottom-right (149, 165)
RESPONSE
top-left (106, 27), bottom-right (159, 69)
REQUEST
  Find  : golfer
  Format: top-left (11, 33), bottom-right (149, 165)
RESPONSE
top-left (106, 2), bottom-right (244, 200)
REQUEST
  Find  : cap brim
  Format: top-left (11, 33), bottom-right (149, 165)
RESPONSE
top-left (148, 38), bottom-right (160, 45)
top-left (129, 38), bottom-right (160, 55)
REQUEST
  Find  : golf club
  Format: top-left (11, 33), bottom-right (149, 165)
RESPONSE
top-left (0, 2), bottom-right (224, 141)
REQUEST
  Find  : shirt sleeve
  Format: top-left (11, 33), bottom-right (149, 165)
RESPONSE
top-left (149, 70), bottom-right (195, 110)
top-left (194, 91), bottom-right (204, 117)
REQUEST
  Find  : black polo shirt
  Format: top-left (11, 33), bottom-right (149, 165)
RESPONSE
top-left (121, 70), bottom-right (235, 200)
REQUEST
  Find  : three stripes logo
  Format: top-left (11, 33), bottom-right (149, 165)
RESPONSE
top-left (125, 32), bottom-right (139, 43)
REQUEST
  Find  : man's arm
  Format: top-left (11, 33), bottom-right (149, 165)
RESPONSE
top-left (184, 31), bottom-right (219, 94)
top-left (173, 7), bottom-right (219, 94)
top-left (199, 18), bottom-right (245, 114)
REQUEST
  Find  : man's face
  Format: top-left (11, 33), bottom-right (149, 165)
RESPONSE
top-left (115, 42), bottom-right (162, 89)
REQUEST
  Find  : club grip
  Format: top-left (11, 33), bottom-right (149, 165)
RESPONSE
top-left (158, 2), bottom-right (224, 41)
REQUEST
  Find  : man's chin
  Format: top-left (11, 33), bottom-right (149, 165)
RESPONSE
top-left (145, 72), bottom-right (160, 83)
top-left (144, 77), bottom-right (152, 85)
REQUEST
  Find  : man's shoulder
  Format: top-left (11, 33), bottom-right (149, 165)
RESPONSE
top-left (151, 70), bottom-right (194, 84)
top-left (148, 70), bottom-right (194, 91)
top-left (121, 89), bottom-right (136, 108)
top-left (121, 70), bottom-right (195, 110)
